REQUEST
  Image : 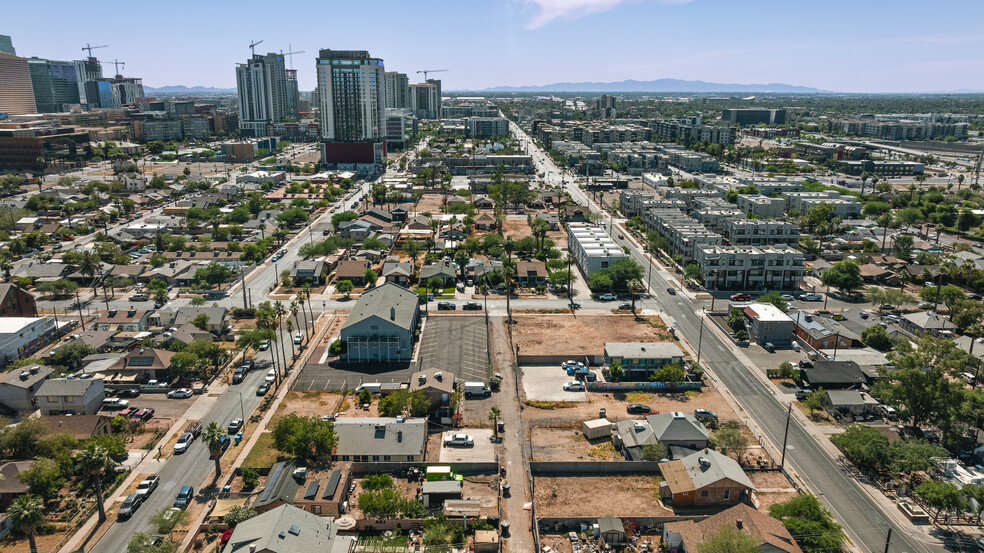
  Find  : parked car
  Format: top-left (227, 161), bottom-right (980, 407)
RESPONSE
top-left (563, 381), bottom-right (585, 391)
top-left (730, 293), bottom-right (751, 301)
top-left (462, 301), bottom-right (482, 310)
top-left (135, 476), bottom-right (160, 500)
top-left (798, 359), bottom-right (813, 369)
top-left (210, 436), bottom-right (231, 458)
top-left (437, 301), bottom-right (456, 310)
top-left (627, 404), bottom-right (652, 414)
top-left (562, 360), bottom-right (585, 371)
top-left (173, 433), bottom-right (194, 454)
top-left (801, 293), bottom-right (823, 301)
top-left (257, 383), bottom-right (270, 396)
top-left (618, 303), bottom-right (633, 310)
top-left (265, 369), bottom-right (276, 383)
top-left (780, 294), bottom-right (795, 301)
top-left (173, 486), bottom-right (194, 508)
top-left (795, 389), bottom-right (811, 401)
top-left (119, 406), bottom-right (139, 417)
top-left (598, 293), bottom-right (617, 301)
top-left (228, 418), bottom-right (243, 434)
top-left (764, 342), bottom-right (776, 353)
top-left (118, 493), bottom-right (142, 519)
top-left (666, 287), bottom-right (676, 296)
top-left (443, 434), bottom-right (475, 447)
top-left (117, 388), bottom-right (141, 398)
top-left (133, 408), bottom-right (155, 420)
top-left (101, 398), bottom-right (130, 410)
top-left (693, 409), bottom-right (718, 420)
top-left (167, 388), bottom-right (193, 399)
top-left (259, 339), bottom-right (270, 351)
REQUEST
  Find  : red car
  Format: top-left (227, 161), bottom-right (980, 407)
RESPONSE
top-left (730, 293), bottom-right (751, 301)
top-left (119, 407), bottom-right (139, 418)
top-left (133, 408), bottom-right (155, 420)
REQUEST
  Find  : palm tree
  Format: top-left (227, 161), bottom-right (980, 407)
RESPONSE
top-left (290, 300), bottom-right (302, 343)
top-left (627, 279), bottom-right (643, 314)
top-left (9, 494), bottom-right (44, 553)
top-left (76, 445), bottom-right (115, 524)
top-left (504, 237), bottom-right (515, 323)
top-left (274, 302), bottom-right (289, 372)
top-left (302, 284), bottom-right (316, 338)
top-left (255, 310), bottom-right (280, 384)
top-left (488, 408), bottom-right (502, 439)
top-left (293, 297), bottom-right (309, 341)
top-left (859, 171), bottom-right (869, 197)
top-left (429, 219), bottom-right (440, 251)
top-left (202, 422), bottom-right (225, 480)
top-left (405, 240), bottom-right (421, 269)
top-left (285, 320), bottom-right (296, 359)
top-left (78, 251), bottom-right (101, 295)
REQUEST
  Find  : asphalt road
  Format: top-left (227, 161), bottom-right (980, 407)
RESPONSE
top-left (92, 351), bottom-right (278, 553)
top-left (510, 120), bottom-right (946, 553)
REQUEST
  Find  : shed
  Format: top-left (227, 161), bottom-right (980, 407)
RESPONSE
top-left (422, 480), bottom-right (463, 507)
top-left (598, 516), bottom-right (625, 545)
top-left (474, 530), bottom-right (499, 553)
top-left (582, 419), bottom-right (612, 440)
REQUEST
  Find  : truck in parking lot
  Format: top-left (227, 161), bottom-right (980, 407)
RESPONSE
top-left (464, 382), bottom-right (491, 397)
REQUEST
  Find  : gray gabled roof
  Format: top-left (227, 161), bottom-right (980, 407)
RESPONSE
top-left (677, 449), bottom-right (754, 490)
top-left (342, 283), bottom-right (418, 331)
top-left (382, 262), bottom-right (414, 278)
top-left (332, 417), bottom-right (426, 457)
top-left (222, 504), bottom-right (341, 553)
top-left (646, 412), bottom-right (710, 443)
top-left (419, 260), bottom-right (456, 280)
top-left (36, 378), bottom-right (99, 397)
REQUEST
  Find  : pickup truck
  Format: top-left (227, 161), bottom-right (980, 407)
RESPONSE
top-left (135, 476), bottom-right (160, 500)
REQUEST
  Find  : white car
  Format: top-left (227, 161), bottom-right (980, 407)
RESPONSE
top-left (173, 432), bottom-right (194, 454)
top-left (598, 293), bottom-right (617, 301)
top-left (443, 434), bottom-right (475, 447)
top-left (166, 388), bottom-right (193, 399)
top-left (801, 293), bottom-right (822, 301)
top-left (293, 333), bottom-right (302, 345)
top-left (265, 369), bottom-right (276, 383)
top-left (563, 381), bottom-right (585, 391)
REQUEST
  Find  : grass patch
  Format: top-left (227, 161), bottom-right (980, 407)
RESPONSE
top-left (624, 392), bottom-right (651, 403)
top-left (793, 401), bottom-right (835, 425)
top-left (524, 400), bottom-right (576, 410)
top-left (588, 442), bottom-right (617, 460)
top-left (684, 390), bottom-right (701, 398)
top-left (243, 432), bottom-right (280, 468)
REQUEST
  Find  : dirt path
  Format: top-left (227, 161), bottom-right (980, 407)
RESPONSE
top-left (488, 315), bottom-right (534, 553)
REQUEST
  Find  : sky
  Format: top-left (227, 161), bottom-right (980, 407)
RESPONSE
top-left (3, 0), bottom-right (984, 93)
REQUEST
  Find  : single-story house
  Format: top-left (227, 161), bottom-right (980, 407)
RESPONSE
top-left (0, 461), bottom-right (33, 508)
top-left (664, 503), bottom-right (804, 553)
top-left (92, 308), bottom-right (154, 332)
top-left (167, 323), bottom-right (213, 347)
top-left (220, 504), bottom-right (352, 553)
top-left (334, 259), bottom-right (371, 286)
top-left (253, 461), bottom-right (352, 518)
top-left (382, 261), bottom-right (415, 287)
top-left (103, 348), bottom-right (177, 382)
top-left (290, 260), bottom-right (329, 284)
top-left (613, 412), bottom-right (710, 460)
top-left (658, 448), bottom-right (754, 507)
top-left (331, 417), bottom-right (427, 462)
top-left (791, 312), bottom-right (861, 350)
top-left (822, 390), bottom-right (880, 417)
top-left (900, 311), bottom-right (950, 336)
top-left (409, 368), bottom-right (454, 414)
top-left (565, 205), bottom-right (590, 223)
top-left (419, 260), bottom-right (457, 287)
top-left (474, 212), bottom-right (497, 230)
top-left (800, 360), bottom-right (871, 390)
top-left (154, 306), bottom-right (229, 334)
top-left (473, 195), bottom-right (494, 209)
top-left (516, 260), bottom-right (548, 286)
top-left (535, 212), bottom-right (560, 230)
top-left (42, 414), bottom-right (113, 439)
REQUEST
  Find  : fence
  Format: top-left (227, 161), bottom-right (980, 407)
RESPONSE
top-left (517, 354), bottom-right (603, 366)
top-left (586, 381), bottom-right (703, 393)
top-left (538, 515), bottom-right (709, 534)
top-left (530, 461), bottom-right (661, 476)
top-left (350, 461), bottom-right (499, 476)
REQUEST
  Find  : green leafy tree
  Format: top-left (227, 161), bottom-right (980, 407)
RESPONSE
top-left (757, 291), bottom-right (788, 312)
top-left (50, 343), bottom-right (97, 370)
top-left (18, 458), bottom-right (64, 500)
top-left (916, 480), bottom-right (966, 522)
top-left (861, 324), bottom-right (893, 352)
top-left (378, 389), bottom-right (430, 417)
top-left (712, 422), bottom-right (748, 460)
top-left (271, 414), bottom-right (338, 461)
top-left (769, 494), bottom-right (844, 553)
top-left (640, 441), bottom-right (668, 461)
top-left (336, 279), bottom-right (354, 298)
top-left (127, 532), bottom-right (176, 553)
top-left (802, 388), bottom-right (825, 417)
top-left (149, 505), bottom-right (187, 535)
top-left (649, 363), bottom-right (685, 383)
top-left (697, 524), bottom-right (760, 553)
top-left (191, 313), bottom-right (210, 331)
top-left (821, 259), bottom-right (864, 294)
top-left (223, 505), bottom-right (257, 527)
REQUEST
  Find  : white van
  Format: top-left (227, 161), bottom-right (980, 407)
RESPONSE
top-left (464, 382), bottom-right (491, 397)
top-left (356, 383), bottom-right (382, 394)
top-left (962, 372), bottom-right (977, 386)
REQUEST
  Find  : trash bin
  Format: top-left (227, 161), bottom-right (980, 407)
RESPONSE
top-left (235, 432), bottom-right (243, 446)
top-left (502, 482), bottom-right (511, 497)
top-left (599, 408), bottom-right (607, 419)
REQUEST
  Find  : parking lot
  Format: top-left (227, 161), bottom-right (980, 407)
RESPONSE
top-left (292, 361), bottom-right (416, 391)
top-left (437, 429), bottom-right (496, 463)
top-left (521, 365), bottom-right (589, 402)
top-left (100, 389), bottom-right (199, 429)
top-left (417, 314), bottom-right (489, 383)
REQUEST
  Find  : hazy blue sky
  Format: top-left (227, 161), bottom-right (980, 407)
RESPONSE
top-left (3, 0), bottom-right (983, 92)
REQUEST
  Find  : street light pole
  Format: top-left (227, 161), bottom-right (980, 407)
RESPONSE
top-left (697, 309), bottom-right (706, 364)
top-left (780, 402), bottom-right (792, 469)
top-left (74, 288), bottom-right (85, 331)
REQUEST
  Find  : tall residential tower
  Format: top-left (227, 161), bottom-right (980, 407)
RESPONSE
top-left (235, 52), bottom-right (289, 137)
top-left (410, 79), bottom-right (441, 119)
top-left (28, 57), bottom-right (81, 112)
top-left (315, 49), bottom-right (385, 142)
top-left (384, 71), bottom-right (410, 109)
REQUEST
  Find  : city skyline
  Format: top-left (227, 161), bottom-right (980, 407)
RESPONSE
top-left (2, 0), bottom-right (984, 93)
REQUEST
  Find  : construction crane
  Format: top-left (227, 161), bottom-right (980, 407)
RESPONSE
top-left (280, 44), bottom-right (305, 70)
top-left (249, 39), bottom-right (264, 56)
top-left (81, 43), bottom-right (108, 57)
top-left (109, 59), bottom-right (125, 76)
top-left (417, 69), bottom-right (448, 81)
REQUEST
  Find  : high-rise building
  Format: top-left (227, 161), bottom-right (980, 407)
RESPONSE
top-left (596, 95), bottom-right (616, 118)
top-left (111, 76), bottom-right (144, 106)
top-left (722, 108), bottom-right (786, 126)
top-left (235, 52), bottom-right (290, 137)
top-left (0, 35), bottom-right (15, 55)
top-left (410, 79), bottom-right (441, 119)
top-left (73, 57), bottom-right (103, 106)
top-left (315, 49), bottom-right (385, 142)
top-left (28, 58), bottom-right (81, 113)
top-left (0, 52), bottom-right (37, 115)
top-left (384, 71), bottom-right (410, 109)
top-left (285, 69), bottom-right (300, 117)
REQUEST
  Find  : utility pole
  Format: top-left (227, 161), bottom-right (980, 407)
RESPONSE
top-left (780, 403), bottom-right (792, 469)
top-left (883, 528), bottom-right (892, 553)
top-left (240, 265), bottom-right (248, 309)
top-left (74, 288), bottom-right (85, 331)
top-left (697, 309), bottom-right (706, 364)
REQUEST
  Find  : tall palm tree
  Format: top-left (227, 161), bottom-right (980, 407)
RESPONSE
top-left (429, 219), bottom-right (440, 251)
top-left (202, 422), bottom-right (225, 480)
top-left (488, 407), bottom-right (502, 439)
top-left (273, 302), bottom-right (289, 372)
top-left (627, 279), bottom-right (643, 314)
top-left (290, 301), bottom-right (302, 344)
top-left (9, 494), bottom-right (44, 553)
top-left (301, 284), bottom-right (316, 337)
top-left (294, 296), bottom-right (310, 340)
top-left (76, 445), bottom-right (115, 524)
top-left (285, 320), bottom-right (296, 360)
top-left (78, 251), bottom-right (101, 295)
top-left (859, 171), bottom-right (869, 197)
top-left (255, 310), bottom-right (279, 384)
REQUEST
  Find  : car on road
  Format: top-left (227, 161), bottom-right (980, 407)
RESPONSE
top-left (598, 293), bottom-right (617, 301)
top-left (271, 254), bottom-right (280, 262)
top-left (265, 369), bottom-right (276, 383)
top-left (259, 339), bottom-right (270, 351)
top-left (167, 388), bottom-right (193, 399)
top-left (257, 382), bottom-right (270, 396)
top-left (443, 434), bottom-right (475, 447)
top-left (666, 287), bottom-right (677, 295)
top-left (730, 293), bottom-right (751, 301)
top-left (462, 301), bottom-right (482, 310)
top-left (173, 485), bottom-right (194, 509)
top-left (135, 476), bottom-right (160, 500)
top-left (627, 404), bottom-right (651, 414)
top-left (294, 332), bottom-right (302, 345)
top-left (617, 302), bottom-right (633, 310)
top-left (173, 432), bottom-right (194, 454)
top-left (801, 293), bottom-right (823, 301)
top-left (118, 493), bottom-right (142, 519)
top-left (569, 302), bottom-right (581, 310)
top-left (232, 367), bottom-right (246, 384)
top-left (437, 301), bottom-right (456, 310)
top-left (210, 436), bottom-right (231, 458)
top-left (617, 233), bottom-right (624, 239)
top-left (130, 294), bottom-right (149, 302)
top-left (228, 419), bottom-right (243, 434)
top-left (563, 381), bottom-right (585, 391)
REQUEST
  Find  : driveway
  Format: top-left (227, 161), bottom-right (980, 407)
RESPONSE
top-left (439, 429), bottom-right (496, 463)
top-left (521, 365), bottom-right (588, 402)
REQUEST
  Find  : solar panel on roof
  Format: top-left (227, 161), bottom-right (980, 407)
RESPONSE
top-left (303, 480), bottom-right (320, 500)
top-left (259, 463), bottom-right (286, 503)
top-left (127, 356), bottom-right (156, 366)
top-left (288, 524), bottom-right (301, 536)
top-left (322, 470), bottom-right (341, 500)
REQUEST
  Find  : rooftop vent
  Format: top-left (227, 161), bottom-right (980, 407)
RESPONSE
top-left (398, 429), bottom-right (403, 442)
top-left (434, 371), bottom-right (442, 381)
top-left (390, 307), bottom-right (396, 321)
top-left (672, 411), bottom-right (685, 419)
top-left (634, 422), bottom-right (646, 432)
top-left (288, 524), bottom-right (301, 536)
top-left (29, 366), bottom-right (39, 374)
top-left (698, 456), bottom-right (711, 468)
top-left (108, 310), bottom-right (118, 317)
top-left (19, 371), bottom-right (29, 380)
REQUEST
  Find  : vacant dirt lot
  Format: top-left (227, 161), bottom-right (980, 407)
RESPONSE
top-left (535, 476), bottom-right (672, 517)
top-left (749, 471), bottom-right (798, 511)
top-left (514, 314), bottom-right (673, 356)
top-left (531, 428), bottom-right (619, 461)
top-left (272, 391), bottom-right (348, 422)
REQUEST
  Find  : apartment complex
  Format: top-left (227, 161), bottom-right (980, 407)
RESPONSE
top-left (827, 118), bottom-right (968, 140)
top-left (236, 52), bottom-right (291, 137)
top-left (567, 223), bottom-right (629, 276)
top-left (735, 194), bottom-right (785, 219)
top-left (384, 71), bottom-right (410, 109)
top-left (28, 57), bottom-right (80, 113)
top-left (782, 191), bottom-right (861, 218)
top-left (723, 219), bottom-right (800, 246)
top-left (316, 49), bottom-right (386, 142)
top-left (649, 117), bottom-right (735, 145)
top-left (467, 117), bottom-right (508, 139)
top-left (722, 108), bottom-right (786, 126)
top-left (695, 244), bottom-right (804, 291)
top-left (643, 209), bottom-right (723, 263)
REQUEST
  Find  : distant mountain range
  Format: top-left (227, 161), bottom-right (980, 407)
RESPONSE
top-left (143, 85), bottom-right (237, 94)
top-left (480, 78), bottom-right (825, 93)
